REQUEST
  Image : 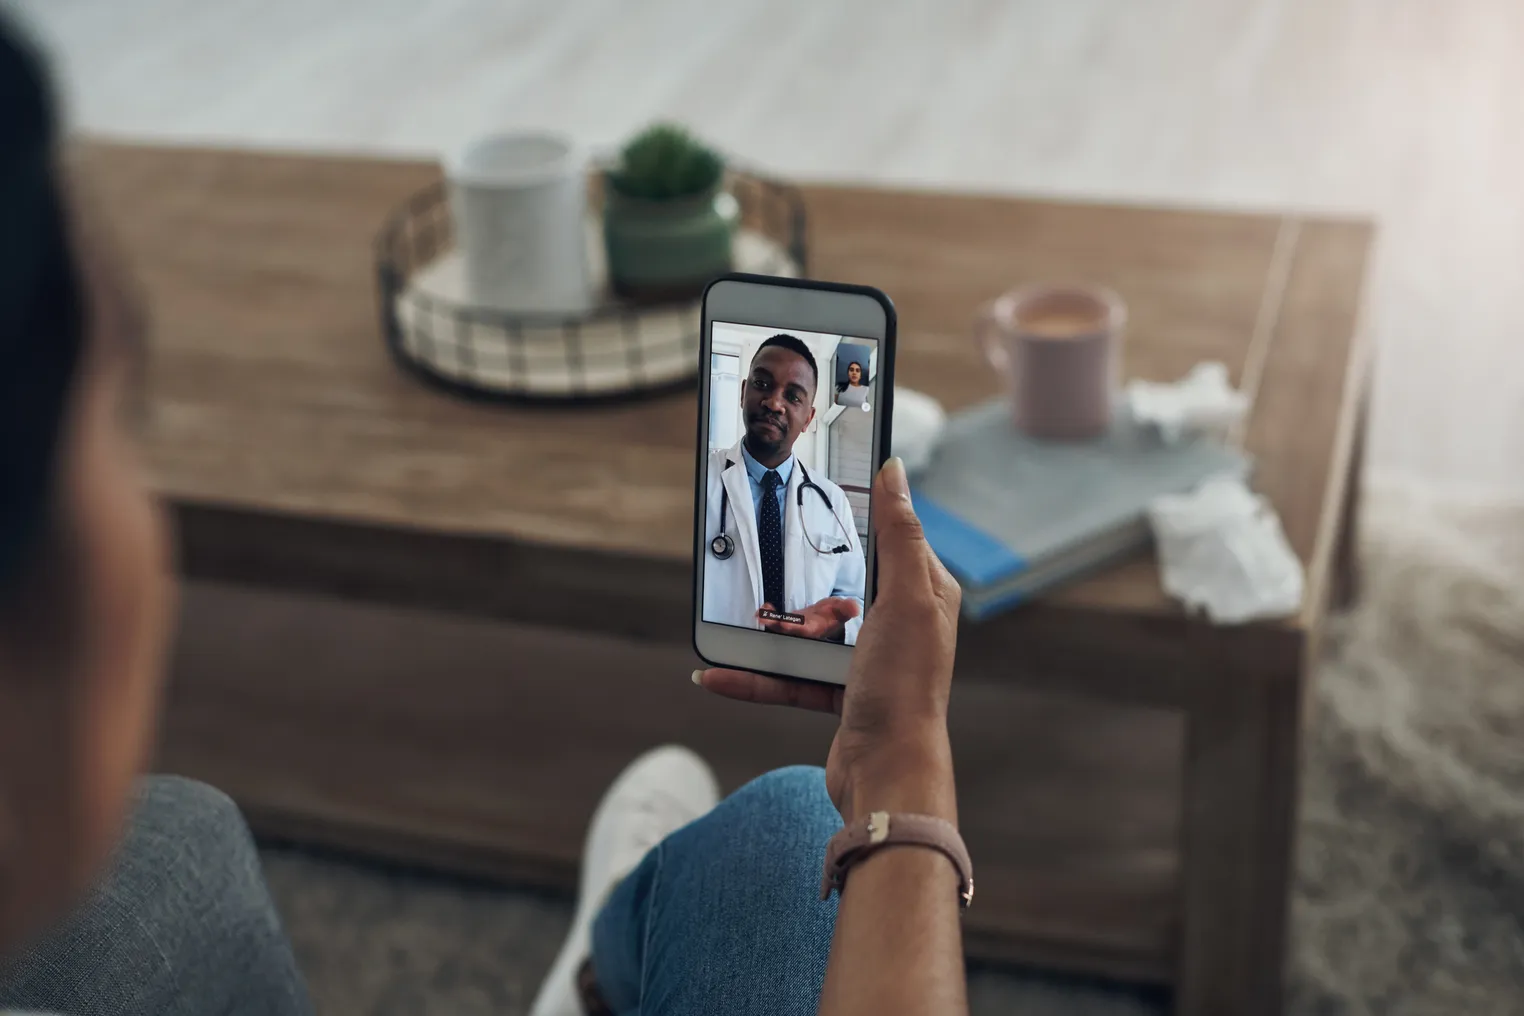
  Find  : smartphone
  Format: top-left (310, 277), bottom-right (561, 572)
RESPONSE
top-left (693, 273), bottom-right (896, 686)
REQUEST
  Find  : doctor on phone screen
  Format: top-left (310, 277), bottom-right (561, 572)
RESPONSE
top-left (704, 335), bottom-right (866, 645)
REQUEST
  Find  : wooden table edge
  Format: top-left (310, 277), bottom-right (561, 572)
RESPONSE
top-left (1300, 323), bottom-right (1376, 633)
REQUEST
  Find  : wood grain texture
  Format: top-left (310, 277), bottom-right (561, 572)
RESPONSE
top-left (77, 142), bottom-right (1370, 1004)
top-left (163, 581), bottom-right (1184, 984)
top-left (1176, 626), bottom-right (1306, 1016)
top-left (77, 143), bottom-right (1369, 654)
top-left (1333, 386), bottom-right (1371, 611)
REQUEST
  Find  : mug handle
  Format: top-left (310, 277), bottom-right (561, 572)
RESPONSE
top-left (976, 296), bottom-right (1012, 373)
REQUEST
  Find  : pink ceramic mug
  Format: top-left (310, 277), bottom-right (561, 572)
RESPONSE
top-left (976, 284), bottom-right (1126, 441)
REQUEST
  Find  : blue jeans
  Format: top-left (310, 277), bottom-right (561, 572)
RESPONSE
top-left (592, 765), bottom-right (843, 1015)
top-left (0, 767), bottom-right (843, 1016)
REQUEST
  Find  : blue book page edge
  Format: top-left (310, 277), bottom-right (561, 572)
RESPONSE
top-left (911, 489), bottom-right (1027, 586)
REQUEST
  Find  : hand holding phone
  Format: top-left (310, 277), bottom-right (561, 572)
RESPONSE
top-left (697, 456), bottom-right (962, 825)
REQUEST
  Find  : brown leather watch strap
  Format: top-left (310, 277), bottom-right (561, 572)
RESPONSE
top-left (820, 811), bottom-right (974, 910)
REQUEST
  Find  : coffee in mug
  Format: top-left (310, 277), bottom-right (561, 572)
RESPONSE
top-left (976, 284), bottom-right (1125, 440)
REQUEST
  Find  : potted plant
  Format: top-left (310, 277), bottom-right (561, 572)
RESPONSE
top-left (603, 123), bottom-right (739, 301)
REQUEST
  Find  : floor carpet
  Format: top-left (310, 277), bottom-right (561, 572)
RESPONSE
top-left (258, 487), bottom-right (1524, 1015)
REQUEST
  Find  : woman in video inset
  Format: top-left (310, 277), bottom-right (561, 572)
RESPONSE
top-left (835, 360), bottom-right (868, 397)
top-left (0, 14), bottom-right (968, 1016)
top-left (834, 359), bottom-right (871, 409)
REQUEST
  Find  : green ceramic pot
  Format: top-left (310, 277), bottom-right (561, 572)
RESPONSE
top-left (602, 181), bottom-right (740, 301)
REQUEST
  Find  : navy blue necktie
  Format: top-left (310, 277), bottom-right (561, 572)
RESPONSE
top-left (759, 469), bottom-right (784, 610)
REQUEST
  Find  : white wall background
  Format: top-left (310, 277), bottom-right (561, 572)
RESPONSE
top-left (829, 407), bottom-right (874, 543)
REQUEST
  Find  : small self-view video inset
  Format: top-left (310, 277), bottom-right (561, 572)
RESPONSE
top-left (833, 341), bottom-right (875, 411)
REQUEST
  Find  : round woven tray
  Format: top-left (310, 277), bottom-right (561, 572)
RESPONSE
top-left (375, 174), bottom-right (807, 402)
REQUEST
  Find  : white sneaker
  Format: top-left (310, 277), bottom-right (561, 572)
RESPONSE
top-left (527, 745), bottom-right (721, 1016)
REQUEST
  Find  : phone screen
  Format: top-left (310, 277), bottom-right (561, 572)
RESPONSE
top-left (701, 321), bottom-right (880, 647)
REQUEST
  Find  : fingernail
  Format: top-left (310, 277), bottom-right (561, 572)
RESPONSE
top-left (691, 669), bottom-right (704, 687)
top-left (882, 457), bottom-right (910, 498)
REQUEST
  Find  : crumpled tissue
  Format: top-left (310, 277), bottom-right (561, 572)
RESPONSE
top-left (1127, 362), bottom-right (1249, 444)
top-left (891, 387), bottom-right (947, 475)
top-left (1148, 476), bottom-right (1304, 624)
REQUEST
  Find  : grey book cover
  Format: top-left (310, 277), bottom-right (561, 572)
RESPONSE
top-left (909, 399), bottom-right (1251, 618)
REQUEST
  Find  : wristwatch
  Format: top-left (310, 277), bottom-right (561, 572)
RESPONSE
top-left (820, 811), bottom-right (974, 911)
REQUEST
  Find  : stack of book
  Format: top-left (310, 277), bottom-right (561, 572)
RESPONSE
top-left (910, 399), bottom-right (1251, 620)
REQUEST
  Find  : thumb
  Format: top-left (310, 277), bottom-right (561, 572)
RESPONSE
top-left (872, 457), bottom-right (928, 591)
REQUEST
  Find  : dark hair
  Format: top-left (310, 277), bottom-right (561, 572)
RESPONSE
top-left (753, 333), bottom-right (818, 388)
top-left (0, 15), bottom-right (84, 593)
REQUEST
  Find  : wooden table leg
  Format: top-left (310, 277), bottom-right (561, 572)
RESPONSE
top-left (1175, 632), bottom-right (1305, 1016)
top-left (1331, 386), bottom-right (1369, 611)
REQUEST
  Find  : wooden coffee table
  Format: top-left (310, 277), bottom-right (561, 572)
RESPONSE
top-left (79, 142), bottom-right (1371, 1016)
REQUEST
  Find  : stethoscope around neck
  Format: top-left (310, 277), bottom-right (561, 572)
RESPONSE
top-left (711, 458), bottom-right (854, 560)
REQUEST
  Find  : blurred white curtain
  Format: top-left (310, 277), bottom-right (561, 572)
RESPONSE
top-left (708, 352), bottom-right (741, 451)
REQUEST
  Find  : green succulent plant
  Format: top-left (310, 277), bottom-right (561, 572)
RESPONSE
top-left (606, 123), bottom-right (725, 201)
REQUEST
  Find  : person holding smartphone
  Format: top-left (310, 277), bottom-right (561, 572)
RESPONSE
top-left (520, 452), bottom-right (966, 1016)
top-left (0, 15), bottom-right (967, 1016)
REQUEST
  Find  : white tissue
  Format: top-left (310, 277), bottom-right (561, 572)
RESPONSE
top-left (1148, 476), bottom-right (1304, 624)
top-left (891, 387), bottom-right (947, 474)
top-left (1127, 362), bottom-right (1249, 444)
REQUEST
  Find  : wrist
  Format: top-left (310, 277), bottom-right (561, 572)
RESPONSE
top-left (840, 732), bottom-right (957, 826)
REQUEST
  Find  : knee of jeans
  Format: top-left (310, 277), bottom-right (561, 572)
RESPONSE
top-left (654, 765), bottom-right (841, 909)
top-left (721, 765), bottom-right (840, 840)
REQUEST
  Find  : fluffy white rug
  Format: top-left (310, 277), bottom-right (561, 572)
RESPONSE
top-left (1291, 487), bottom-right (1524, 1015)
top-left (261, 487), bottom-right (1524, 1015)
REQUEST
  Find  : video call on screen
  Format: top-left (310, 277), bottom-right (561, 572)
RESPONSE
top-left (702, 322), bottom-right (877, 648)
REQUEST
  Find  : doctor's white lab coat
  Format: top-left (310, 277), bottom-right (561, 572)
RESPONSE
top-left (702, 442), bottom-right (866, 645)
